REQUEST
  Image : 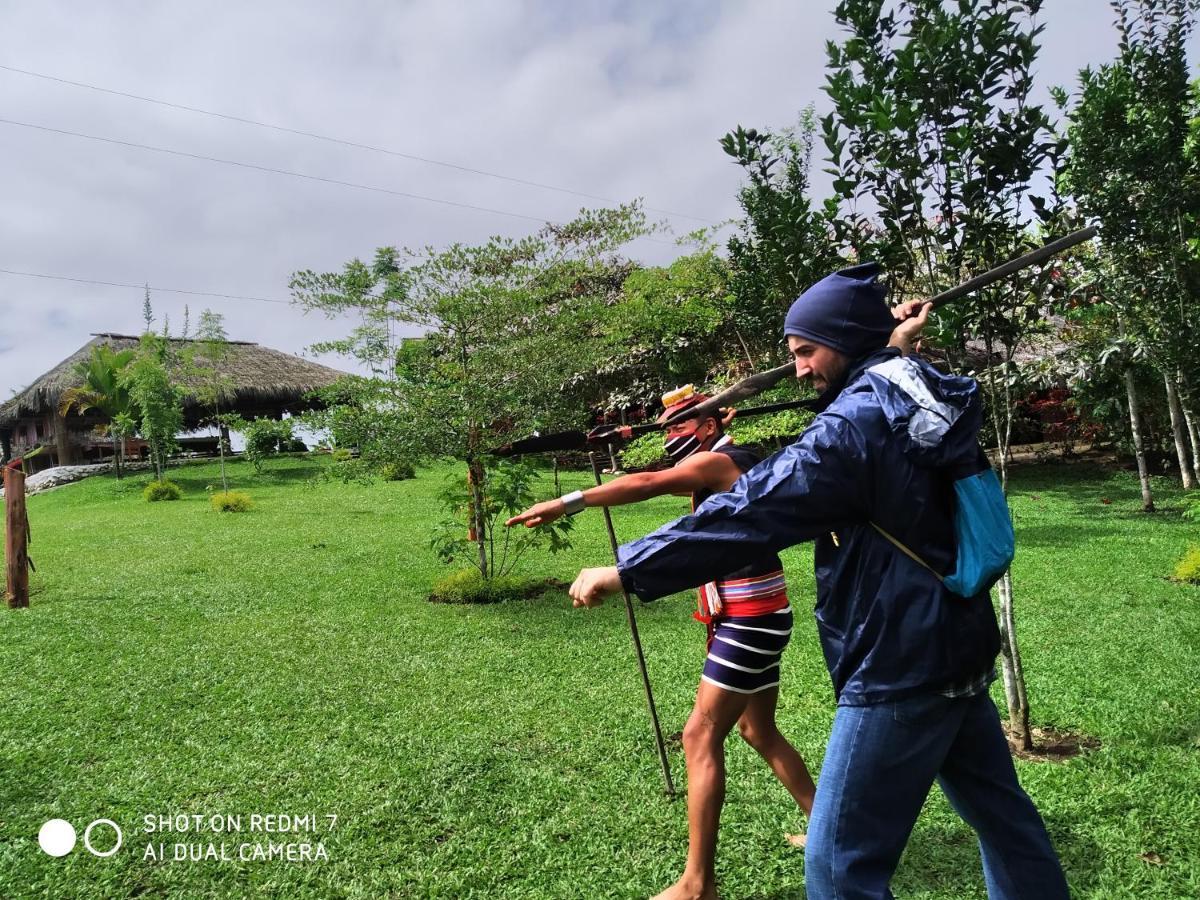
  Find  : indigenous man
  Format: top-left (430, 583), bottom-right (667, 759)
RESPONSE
top-left (506, 386), bottom-right (816, 900)
top-left (568, 263), bottom-right (1069, 900)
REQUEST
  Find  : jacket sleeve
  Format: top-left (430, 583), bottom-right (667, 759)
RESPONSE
top-left (616, 412), bottom-right (872, 601)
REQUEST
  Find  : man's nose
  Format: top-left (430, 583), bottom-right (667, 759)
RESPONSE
top-left (794, 360), bottom-right (812, 379)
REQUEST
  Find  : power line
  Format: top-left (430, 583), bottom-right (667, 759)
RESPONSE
top-left (0, 117), bottom-right (680, 247)
top-left (0, 267), bottom-right (293, 305)
top-left (0, 62), bottom-right (720, 225)
top-left (1, 117), bottom-right (553, 225)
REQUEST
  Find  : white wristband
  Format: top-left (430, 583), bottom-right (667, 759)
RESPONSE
top-left (560, 490), bottom-right (586, 515)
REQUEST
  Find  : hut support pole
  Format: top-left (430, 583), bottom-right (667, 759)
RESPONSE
top-left (4, 466), bottom-right (29, 608)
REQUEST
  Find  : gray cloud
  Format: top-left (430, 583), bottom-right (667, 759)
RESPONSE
top-left (0, 0), bottom-right (1190, 400)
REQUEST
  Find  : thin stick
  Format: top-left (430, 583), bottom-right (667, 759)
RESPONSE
top-left (589, 452), bottom-right (676, 798)
top-left (677, 226), bottom-right (1099, 425)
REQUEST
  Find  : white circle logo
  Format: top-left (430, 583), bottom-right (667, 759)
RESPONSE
top-left (83, 819), bottom-right (123, 857)
top-left (38, 819), bottom-right (76, 857)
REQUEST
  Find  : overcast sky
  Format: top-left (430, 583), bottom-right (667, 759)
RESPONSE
top-left (1, 0), bottom-right (1194, 403)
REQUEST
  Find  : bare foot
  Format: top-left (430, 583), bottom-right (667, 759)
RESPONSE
top-left (785, 831), bottom-right (807, 849)
top-left (650, 875), bottom-right (718, 900)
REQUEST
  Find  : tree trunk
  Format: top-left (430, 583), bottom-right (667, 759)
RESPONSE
top-left (1178, 373), bottom-right (1200, 487)
top-left (218, 424), bottom-right (230, 493)
top-left (1183, 402), bottom-right (1200, 487)
top-left (997, 570), bottom-right (1031, 750)
top-left (985, 356), bottom-right (1033, 751)
top-left (552, 456), bottom-right (560, 495)
top-left (54, 412), bottom-right (74, 466)
top-left (467, 458), bottom-right (488, 579)
top-left (1164, 372), bottom-right (1196, 489)
top-left (1125, 368), bottom-right (1155, 512)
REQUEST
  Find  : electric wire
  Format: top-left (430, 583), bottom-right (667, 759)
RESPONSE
top-left (0, 267), bottom-right (292, 305)
top-left (0, 117), bottom-right (680, 246)
top-left (0, 62), bottom-right (720, 225)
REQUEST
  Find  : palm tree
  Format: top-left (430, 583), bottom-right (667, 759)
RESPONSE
top-left (58, 345), bottom-right (137, 478)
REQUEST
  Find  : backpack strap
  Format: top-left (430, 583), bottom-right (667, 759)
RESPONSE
top-left (869, 521), bottom-right (945, 583)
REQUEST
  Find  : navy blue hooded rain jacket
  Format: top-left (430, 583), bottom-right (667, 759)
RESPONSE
top-left (616, 347), bottom-right (1002, 705)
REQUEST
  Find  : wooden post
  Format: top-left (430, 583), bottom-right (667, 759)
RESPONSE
top-left (5, 466), bottom-right (30, 608)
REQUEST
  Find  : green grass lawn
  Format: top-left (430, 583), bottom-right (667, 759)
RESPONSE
top-left (1, 455), bottom-right (1198, 898)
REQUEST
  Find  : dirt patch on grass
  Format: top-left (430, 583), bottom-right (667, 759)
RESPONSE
top-left (427, 576), bottom-right (569, 604)
top-left (1008, 726), bottom-right (1101, 761)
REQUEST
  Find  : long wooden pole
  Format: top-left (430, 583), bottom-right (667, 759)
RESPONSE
top-left (589, 452), bottom-right (676, 798)
top-left (4, 466), bottom-right (29, 608)
top-left (676, 226), bottom-right (1100, 426)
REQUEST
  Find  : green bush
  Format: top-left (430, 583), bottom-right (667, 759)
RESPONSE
top-left (378, 460), bottom-right (415, 481)
top-left (1174, 546), bottom-right (1200, 584)
top-left (241, 417), bottom-right (295, 472)
top-left (143, 480), bottom-right (182, 502)
top-left (429, 569), bottom-right (547, 604)
top-left (331, 448), bottom-right (354, 463)
top-left (1181, 495), bottom-right (1200, 523)
top-left (211, 490), bottom-right (253, 512)
top-left (620, 432), bottom-right (668, 470)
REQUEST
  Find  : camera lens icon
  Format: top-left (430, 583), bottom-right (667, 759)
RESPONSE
top-left (38, 819), bottom-right (123, 857)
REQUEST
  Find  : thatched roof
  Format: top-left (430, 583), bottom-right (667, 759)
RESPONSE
top-left (0, 333), bottom-right (351, 427)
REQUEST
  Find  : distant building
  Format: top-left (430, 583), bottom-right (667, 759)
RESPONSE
top-left (0, 333), bottom-right (350, 471)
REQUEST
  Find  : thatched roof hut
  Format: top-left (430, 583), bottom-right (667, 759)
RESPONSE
top-left (0, 333), bottom-right (351, 468)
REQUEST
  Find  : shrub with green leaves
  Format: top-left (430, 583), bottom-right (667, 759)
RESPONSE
top-left (378, 460), bottom-right (415, 481)
top-left (620, 432), bottom-right (668, 470)
top-left (727, 407), bottom-right (813, 450)
top-left (429, 458), bottom-right (572, 580)
top-left (428, 568), bottom-right (546, 604)
top-left (143, 480), bottom-right (182, 502)
top-left (240, 418), bottom-right (295, 472)
top-left (1181, 495), bottom-right (1200, 523)
top-left (211, 491), bottom-right (253, 513)
top-left (1175, 547), bottom-right (1200, 584)
top-left (331, 448), bottom-right (354, 463)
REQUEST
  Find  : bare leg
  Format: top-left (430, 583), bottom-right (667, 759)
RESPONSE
top-left (652, 680), bottom-right (750, 900)
top-left (737, 687), bottom-right (816, 844)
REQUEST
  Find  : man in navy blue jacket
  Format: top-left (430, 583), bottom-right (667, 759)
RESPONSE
top-left (569, 263), bottom-right (1069, 900)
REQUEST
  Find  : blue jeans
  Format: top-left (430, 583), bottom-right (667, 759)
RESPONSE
top-left (804, 690), bottom-right (1068, 899)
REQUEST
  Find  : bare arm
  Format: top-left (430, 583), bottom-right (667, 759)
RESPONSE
top-left (505, 450), bottom-right (743, 528)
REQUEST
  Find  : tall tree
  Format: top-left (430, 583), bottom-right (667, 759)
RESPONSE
top-left (292, 205), bottom-right (646, 579)
top-left (1063, 0), bottom-right (1200, 491)
top-left (120, 334), bottom-right (183, 483)
top-left (720, 111), bottom-right (847, 365)
top-left (823, 0), bottom-right (1064, 749)
top-left (182, 310), bottom-right (238, 493)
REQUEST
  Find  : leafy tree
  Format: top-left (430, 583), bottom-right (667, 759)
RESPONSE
top-left (58, 344), bottom-right (136, 478)
top-left (720, 111), bottom-right (847, 365)
top-left (120, 334), bottom-right (183, 482)
top-left (1050, 241), bottom-right (1163, 507)
top-left (430, 458), bottom-right (572, 580)
top-left (291, 205), bottom-right (647, 579)
top-left (823, 0), bottom-right (1064, 749)
top-left (590, 247), bottom-right (739, 415)
top-left (240, 417), bottom-right (295, 473)
top-left (1062, 0), bottom-right (1200, 491)
top-left (181, 310), bottom-right (238, 492)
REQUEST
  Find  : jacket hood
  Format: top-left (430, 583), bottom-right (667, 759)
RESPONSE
top-left (853, 353), bottom-right (982, 468)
